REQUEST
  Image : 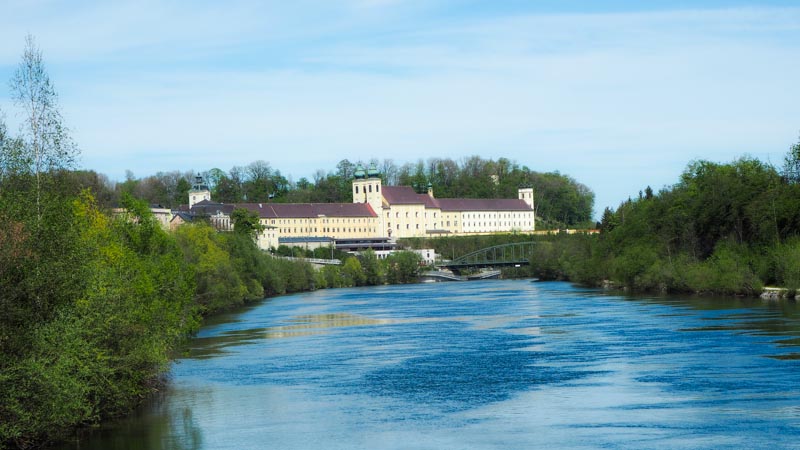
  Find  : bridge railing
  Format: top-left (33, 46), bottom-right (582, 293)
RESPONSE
top-left (438, 242), bottom-right (536, 269)
top-left (272, 255), bottom-right (342, 265)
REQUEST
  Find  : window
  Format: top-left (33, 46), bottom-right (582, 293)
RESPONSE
top-left (369, 185), bottom-right (372, 193)
top-left (355, 186), bottom-right (359, 194)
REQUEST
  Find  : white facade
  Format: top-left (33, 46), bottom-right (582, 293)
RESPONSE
top-left (182, 169), bottom-right (536, 250)
top-left (352, 165), bottom-right (536, 239)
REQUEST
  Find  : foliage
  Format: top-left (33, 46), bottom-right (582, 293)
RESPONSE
top-left (0, 191), bottom-right (199, 448)
top-left (174, 223), bottom-right (248, 313)
top-left (359, 249), bottom-right (384, 285)
top-left (383, 251), bottom-right (423, 284)
top-left (783, 133), bottom-right (800, 184)
top-left (10, 34), bottom-right (77, 221)
top-left (231, 207), bottom-right (265, 239)
top-left (341, 257), bottom-right (366, 287)
top-left (0, 36), bottom-right (335, 448)
top-left (513, 156), bottom-right (800, 295)
top-left (413, 152), bottom-right (800, 296)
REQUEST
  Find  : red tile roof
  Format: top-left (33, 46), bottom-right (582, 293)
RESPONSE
top-left (381, 186), bottom-right (423, 205)
top-left (260, 203), bottom-right (377, 218)
top-left (189, 201), bottom-right (376, 218)
top-left (436, 198), bottom-right (532, 212)
top-left (381, 186), bottom-right (532, 212)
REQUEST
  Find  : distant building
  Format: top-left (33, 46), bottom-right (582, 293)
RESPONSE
top-left (112, 204), bottom-right (173, 230)
top-left (188, 174), bottom-right (211, 208)
top-left (352, 163), bottom-right (534, 239)
top-left (179, 164), bottom-right (534, 250)
top-left (183, 199), bottom-right (378, 250)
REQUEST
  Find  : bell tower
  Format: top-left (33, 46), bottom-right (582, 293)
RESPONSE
top-left (518, 187), bottom-right (534, 208)
top-left (189, 174), bottom-right (211, 208)
top-left (352, 163), bottom-right (383, 214)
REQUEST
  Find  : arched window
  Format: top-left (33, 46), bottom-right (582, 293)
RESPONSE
top-left (355, 186), bottom-right (359, 194)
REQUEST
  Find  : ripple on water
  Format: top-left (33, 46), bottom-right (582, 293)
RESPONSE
top-left (358, 329), bottom-right (605, 412)
top-left (60, 281), bottom-right (800, 450)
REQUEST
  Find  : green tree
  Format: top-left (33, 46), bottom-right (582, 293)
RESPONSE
top-left (231, 207), bottom-right (265, 239)
top-left (384, 251), bottom-right (422, 284)
top-left (341, 257), bottom-right (366, 287)
top-left (783, 133), bottom-right (800, 184)
top-left (174, 223), bottom-right (247, 313)
top-left (10, 34), bottom-right (77, 221)
top-left (359, 249), bottom-right (384, 285)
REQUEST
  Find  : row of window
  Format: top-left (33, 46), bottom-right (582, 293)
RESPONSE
top-left (385, 220), bottom-right (533, 232)
top-left (384, 210), bottom-right (529, 221)
top-left (464, 213), bottom-right (527, 219)
top-left (271, 218), bottom-right (374, 225)
top-left (386, 211), bottom-right (439, 219)
top-left (354, 184), bottom-right (380, 194)
top-left (279, 227), bottom-right (376, 234)
top-left (463, 222), bottom-right (533, 228)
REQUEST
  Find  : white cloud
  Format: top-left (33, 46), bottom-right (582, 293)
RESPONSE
top-left (2, 2), bottom-right (799, 216)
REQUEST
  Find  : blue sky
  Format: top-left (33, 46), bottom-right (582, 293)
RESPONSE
top-left (1, 0), bottom-right (799, 217)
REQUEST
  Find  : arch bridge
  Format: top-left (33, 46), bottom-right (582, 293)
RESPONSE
top-left (437, 242), bottom-right (536, 273)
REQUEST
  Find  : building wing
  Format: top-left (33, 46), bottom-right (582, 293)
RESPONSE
top-left (436, 198), bottom-right (532, 212)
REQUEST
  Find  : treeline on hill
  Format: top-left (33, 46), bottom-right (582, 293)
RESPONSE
top-left (414, 146), bottom-right (800, 296)
top-left (77, 156), bottom-right (595, 229)
top-left (521, 152), bottom-right (800, 295)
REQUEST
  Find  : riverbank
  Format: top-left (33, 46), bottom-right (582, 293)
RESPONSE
top-left (414, 156), bottom-right (800, 299)
top-left (0, 194), bottom-right (423, 450)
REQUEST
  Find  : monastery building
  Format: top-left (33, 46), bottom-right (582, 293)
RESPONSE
top-left (183, 164), bottom-right (535, 251)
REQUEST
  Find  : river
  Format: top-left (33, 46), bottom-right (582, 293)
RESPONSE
top-left (60, 280), bottom-right (800, 449)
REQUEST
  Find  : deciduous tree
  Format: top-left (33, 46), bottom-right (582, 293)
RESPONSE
top-left (10, 34), bottom-right (77, 221)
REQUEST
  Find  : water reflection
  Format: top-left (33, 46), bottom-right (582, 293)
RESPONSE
top-left (186, 313), bottom-right (396, 358)
top-left (62, 393), bottom-right (204, 450)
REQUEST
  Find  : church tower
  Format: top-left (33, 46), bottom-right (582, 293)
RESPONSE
top-left (352, 162), bottom-right (383, 215)
top-left (518, 187), bottom-right (534, 208)
top-left (189, 174), bottom-right (211, 208)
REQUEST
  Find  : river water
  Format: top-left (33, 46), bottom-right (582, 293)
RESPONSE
top-left (62, 280), bottom-right (800, 449)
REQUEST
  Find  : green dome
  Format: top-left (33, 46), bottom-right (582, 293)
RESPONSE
top-left (354, 164), bottom-right (366, 179)
top-left (367, 163), bottom-right (380, 178)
